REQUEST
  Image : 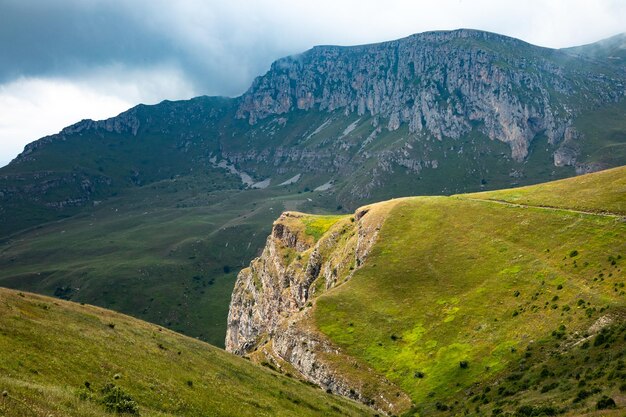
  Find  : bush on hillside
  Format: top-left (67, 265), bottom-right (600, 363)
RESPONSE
top-left (100, 383), bottom-right (139, 414)
top-left (77, 382), bottom-right (139, 415)
top-left (596, 396), bottom-right (616, 410)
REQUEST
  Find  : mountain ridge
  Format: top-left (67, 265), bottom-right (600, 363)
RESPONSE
top-left (1, 29), bottom-right (625, 346)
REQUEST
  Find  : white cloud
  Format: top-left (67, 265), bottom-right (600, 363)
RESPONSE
top-left (1, 0), bottom-right (625, 167)
top-left (0, 66), bottom-right (194, 167)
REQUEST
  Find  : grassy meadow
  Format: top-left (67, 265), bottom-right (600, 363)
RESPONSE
top-left (0, 287), bottom-right (373, 417)
top-left (308, 166), bottom-right (626, 415)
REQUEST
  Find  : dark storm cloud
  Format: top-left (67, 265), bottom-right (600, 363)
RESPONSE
top-left (0, 0), bottom-right (292, 96)
top-left (2, 0), bottom-right (625, 99)
top-left (1, 2), bottom-right (165, 78)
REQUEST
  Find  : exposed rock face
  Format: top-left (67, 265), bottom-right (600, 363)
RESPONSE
top-left (4, 30), bottom-right (625, 227)
top-left (226, 205), bottom-right (412, 414)
top-left (237, 29), bottom-right (624, 162)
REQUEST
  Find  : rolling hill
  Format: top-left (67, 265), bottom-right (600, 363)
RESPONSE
top-left (1, 29), bottom-right (626, 345)
top-left (227, 165), bottom-right (626, 416)
top-left (0, 287), bottom-right (372, 417)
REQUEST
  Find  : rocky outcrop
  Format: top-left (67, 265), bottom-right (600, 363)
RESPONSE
top-left (17, 109), bottom-right (141, 163)
top-left (226, 204), bottom-right (412, 414)
top-left (0, 170), bottom-right (112, 209)
top-left (237, 29), bottom-right (624, 162)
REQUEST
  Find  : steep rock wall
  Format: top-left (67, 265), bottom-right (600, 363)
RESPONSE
top-left (226, 204), bottom-right (413, 414)
top-left (237, 29), bottom-right (624, 162)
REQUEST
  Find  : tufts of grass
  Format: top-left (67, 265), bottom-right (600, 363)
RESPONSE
top-left (0, 288), bottom-right (372, 417)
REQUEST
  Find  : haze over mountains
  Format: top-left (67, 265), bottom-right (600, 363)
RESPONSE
top-left (1, 29), bottom-right (625, 346)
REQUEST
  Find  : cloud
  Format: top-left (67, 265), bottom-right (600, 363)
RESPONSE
top-left (1, 0), bottom-right (625, 166)
top-left (0, 66), bottom-right (194, 167)
top-left (4, 0), bottom-right (624, 95)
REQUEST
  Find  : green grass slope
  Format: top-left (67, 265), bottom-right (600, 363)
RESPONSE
top-left (0, 174), bottom-right (342, 347)
top-left (0, 287), bottom-right (372, 417)
top-left (466, 165), bottom-right (626, 215)
top-left (305, 167), bottom-right (626, 416)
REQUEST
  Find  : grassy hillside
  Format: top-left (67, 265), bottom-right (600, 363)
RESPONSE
top-left (246, 166), bottom-right (626, 416)
top-left (0, 174), bottom-right (343, 347)
top-left (1, 31), bottom-right (625, 349)
top-left (0, 287), bottom-right (372, 417)
top-left (466, 165), bottom-right (626, 215)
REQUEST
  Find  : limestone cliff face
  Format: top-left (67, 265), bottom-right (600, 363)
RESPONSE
top-left (237, 29), bottom-right (624, 162)
top-left (226, 204), bottom-right (412, 415)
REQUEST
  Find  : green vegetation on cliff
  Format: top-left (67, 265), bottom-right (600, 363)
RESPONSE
top-left (230, 166), bottom-right (625, 416)
top-left (312, 166), bottom-right (626, 415)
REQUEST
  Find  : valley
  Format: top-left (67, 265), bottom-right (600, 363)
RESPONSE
top-left (0, 27), bottom-right (625, 416)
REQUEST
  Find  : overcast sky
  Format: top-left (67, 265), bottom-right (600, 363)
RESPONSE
top-left (1, 0), bottom-right (625, 167)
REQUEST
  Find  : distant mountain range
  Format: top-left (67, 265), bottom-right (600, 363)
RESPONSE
top-left (1, 29), bottom-right (625, 346)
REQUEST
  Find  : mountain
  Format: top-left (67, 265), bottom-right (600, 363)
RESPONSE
top-left (1, 29), bottom-right (626, 346)
top-left (0, 287), bottom-right (372, 416)
top-left (226, 165), bottom-right (626, 416)
top-left (564, 33), bottom-right (626, 61)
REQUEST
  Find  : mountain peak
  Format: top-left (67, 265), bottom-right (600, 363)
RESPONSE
top-left (237, 30), bottom-right (624, 161)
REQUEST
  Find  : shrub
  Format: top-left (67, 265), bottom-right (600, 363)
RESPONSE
top-left (435, 402), bottom-right (449, 411)
top-left (596, 396), bottom-right (616, 410)
top-left (574, 389), bottom-right (590, 403)
top-left (569, 250), bottom-right (578, 257)
top-left (459, 361), bottom-right (469, 369)
top-left (594, 332), bottom-right (607, 347)
top-left (100, 384), bottom-right (139, 414)
top-left (540, 382), bottom-right (558, 393)
top-left (515, 405), bottom-right (558, 416)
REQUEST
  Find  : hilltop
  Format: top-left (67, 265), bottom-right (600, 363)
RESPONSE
top-left (227, 166), bottom-right (626, 415)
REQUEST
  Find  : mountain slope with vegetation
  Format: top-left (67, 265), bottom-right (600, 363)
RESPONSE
top-left (0, 287), bottom-right (372, 417)
top-left (227, 166), bottom-right (626, 416)
top-left (1, 29), bottom-right (625, 344)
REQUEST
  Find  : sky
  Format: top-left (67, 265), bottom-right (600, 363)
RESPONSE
top-left (1, 0), bottom-right (625, 167)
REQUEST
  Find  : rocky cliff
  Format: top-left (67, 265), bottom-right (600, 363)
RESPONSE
top-left (2, 29), bottom-right (626, 353)
top-left (226, 202), bottom-right (414, 414)
top-left (237, 29), bottom-right (625, 163)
